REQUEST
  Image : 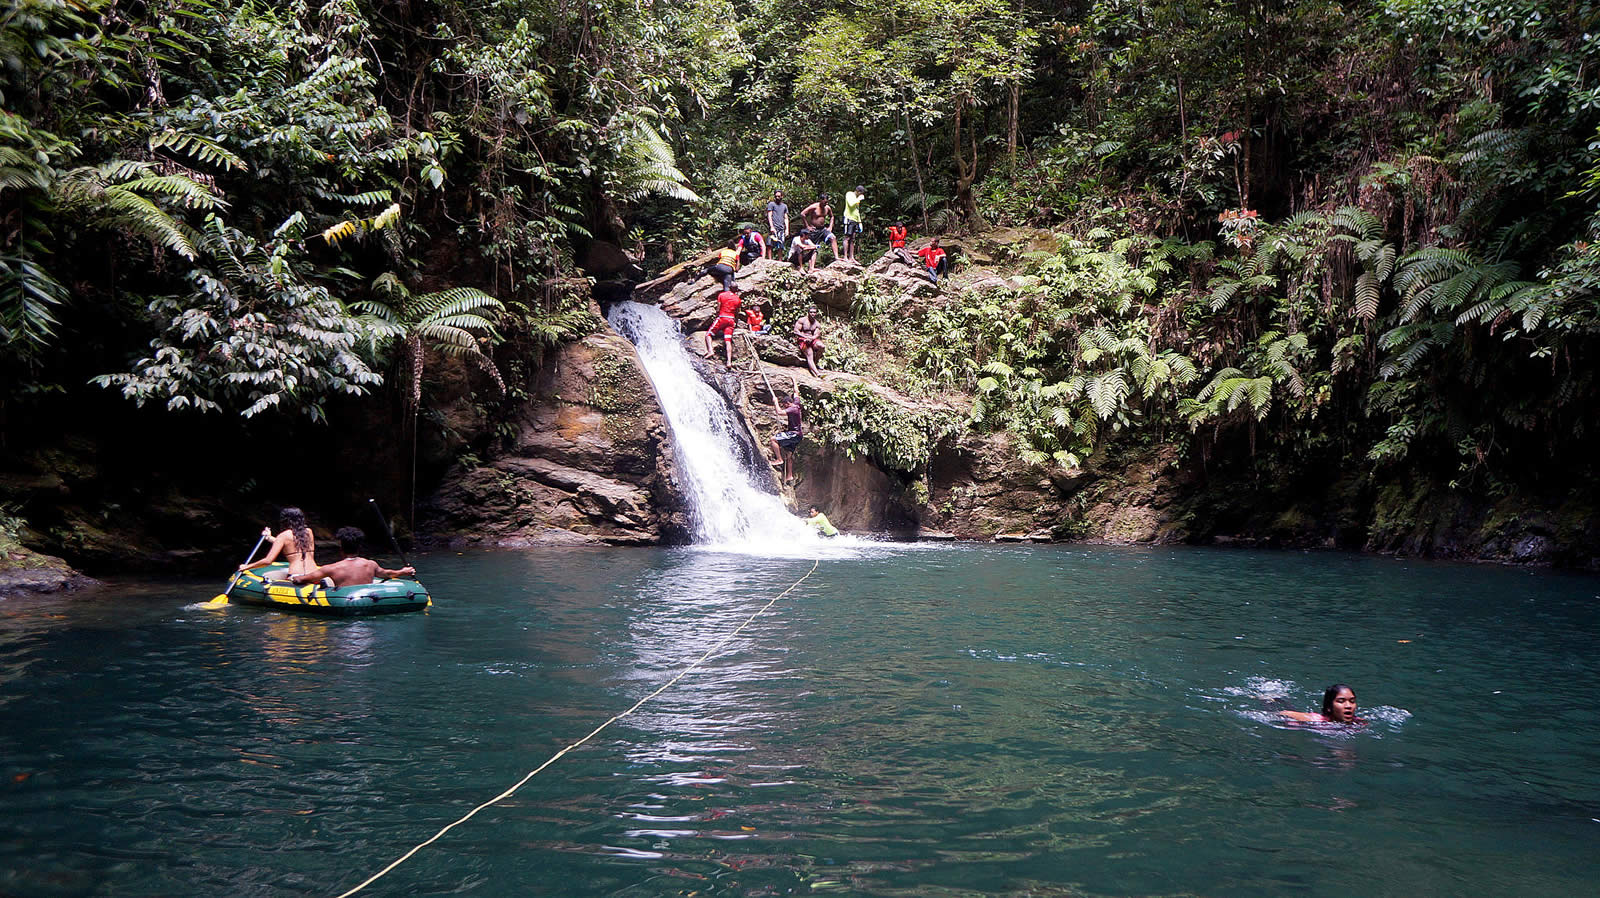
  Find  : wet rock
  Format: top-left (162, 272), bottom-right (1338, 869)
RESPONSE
top-left (422, 331), bottom-right (687, 547)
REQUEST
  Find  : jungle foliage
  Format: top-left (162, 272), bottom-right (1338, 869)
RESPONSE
top-left (4, 0), bottom-right (1599, 501)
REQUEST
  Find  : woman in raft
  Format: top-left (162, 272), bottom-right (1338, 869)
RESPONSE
top-left (1280, 683), bottom-right (1365, 725)
top-left (238, 507), bottom-right (318, 580)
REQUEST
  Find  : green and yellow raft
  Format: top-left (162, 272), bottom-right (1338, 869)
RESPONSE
top-left (221, 563), bottom-right (431, 616)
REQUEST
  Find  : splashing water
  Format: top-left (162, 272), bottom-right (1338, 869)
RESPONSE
top-left (607, 301), bottom-right (819, 553)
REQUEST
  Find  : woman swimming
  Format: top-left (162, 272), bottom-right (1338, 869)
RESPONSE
top-left (238, 507), bottom-right (318, 579)
top-left (1279, 683), bottom-right (1365, 725)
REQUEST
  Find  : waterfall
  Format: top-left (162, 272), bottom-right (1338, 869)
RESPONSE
top-left (607, 301), bottom-right (818, 550)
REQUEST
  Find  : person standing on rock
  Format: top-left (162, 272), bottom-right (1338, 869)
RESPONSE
top-left (801, 194), bottom-right (839, 263)
top-left (708, 239), bottom-right (740, 290)
top-left (793, 305), bottom-right (825, 377)
top-left (766, 191), bottom-right (790, 253)
top-left (768, 394), bottom-right (804, 485)
top-left (842, 185), bottom-right (865, 263)
top-left (704, 284), bottom-right (743, 365)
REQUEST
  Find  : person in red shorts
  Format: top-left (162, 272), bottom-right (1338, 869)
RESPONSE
top-left (792, 305), bottom-right (824, 377)
top-left (704, 285), bottom-right (742, 365)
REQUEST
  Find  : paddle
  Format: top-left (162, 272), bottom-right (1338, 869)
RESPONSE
top-left (368, 499), bottom-right (415, 578)
top-left (208, 532), bottom-right (268, 604)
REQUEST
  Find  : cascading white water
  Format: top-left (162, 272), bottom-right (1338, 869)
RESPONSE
top-left (607, 300), bottom-right (818, 550)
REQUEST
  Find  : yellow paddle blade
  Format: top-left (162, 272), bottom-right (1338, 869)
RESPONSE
top-left (206, 594), bottom-right (230, 605)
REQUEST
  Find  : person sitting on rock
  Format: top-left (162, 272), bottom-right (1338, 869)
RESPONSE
top-left (916, 237), bottom-right (948, 285)
top-left (704, 284), bottom-right (742, 365)
top-left (801, 194), bottom-right (839, 262)
top-left (290, 527), bottom-right (414, 588)
top-left (708, 240), bottom-right (740, 290)
top-left (805, 505), bottom-right (839, 538)
top-left (788, 229), bottom-right (820, 272)
top-left (887, 221), bottom-right (916, 267)
top-left (738, 226), bottom-right (766, 265)
top-left (745, 301), bottom-right (768, 335)
top-left (768, 394), bottom-right (804, 485)
top-left (792, 305), bottom-right (825, 377)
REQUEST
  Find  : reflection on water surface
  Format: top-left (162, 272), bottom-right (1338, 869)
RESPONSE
top-left (2, 544), bottom-right (1598, 896)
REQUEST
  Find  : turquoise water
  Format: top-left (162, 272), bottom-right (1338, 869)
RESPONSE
top-left (2, 544), bottom-right (1597, 896)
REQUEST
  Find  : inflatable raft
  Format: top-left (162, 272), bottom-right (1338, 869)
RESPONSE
top-left (223, 563), bottom-right (431, 616)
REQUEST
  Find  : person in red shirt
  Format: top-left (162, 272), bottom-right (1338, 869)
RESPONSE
top-left (916, 237), bottom-right (948, 285)
top-left (745, 303), bottom-right (767, 334)
top-left (887, 222), bottom-right (915, 266)
top-left (704, 285), bottom-right (742, 365)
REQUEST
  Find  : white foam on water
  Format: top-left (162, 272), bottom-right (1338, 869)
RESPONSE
top-left (607, 301), bottom-right (824, 553)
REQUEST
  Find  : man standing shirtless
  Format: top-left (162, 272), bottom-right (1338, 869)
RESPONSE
top-left (792, 305), bottom-right (825, 377)
top-left (800, 194), bottom-right (839, 263)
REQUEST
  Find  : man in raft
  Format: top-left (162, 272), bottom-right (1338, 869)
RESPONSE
top-left (290, 527), bottom-right (414, 588)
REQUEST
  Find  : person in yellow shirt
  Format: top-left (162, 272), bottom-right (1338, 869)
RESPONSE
top-left (841, 186), bottom-right (865, 263)
top-left (805, 506), bottom-right (838, 537)
top-left (707, 240), bottom-right (740, 290)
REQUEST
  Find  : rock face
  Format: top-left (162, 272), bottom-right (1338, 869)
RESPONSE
top-left (422, 331), bottom-right (688, 547)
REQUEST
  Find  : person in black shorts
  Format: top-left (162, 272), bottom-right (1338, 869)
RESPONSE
top-left (768, 393), bottom-right (803, 484)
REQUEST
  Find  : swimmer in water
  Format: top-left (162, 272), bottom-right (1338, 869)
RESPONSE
top-left (1280, 683), bottom-right (1364, 725)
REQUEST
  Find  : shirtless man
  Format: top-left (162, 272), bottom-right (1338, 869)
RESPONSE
top-left (290, 527), bottom-right (414, 587)
top-left (800, 194), bottom-right (840, 263)
top-left (239, 507), bottom-right (318, 580)
top-left (792, 305), bottom-right (825, 377)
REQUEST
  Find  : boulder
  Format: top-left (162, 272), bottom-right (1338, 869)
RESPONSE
top-left (579, 240), bottom-right (644, 281)
top-left (421, 331), bottom-right (688, 547)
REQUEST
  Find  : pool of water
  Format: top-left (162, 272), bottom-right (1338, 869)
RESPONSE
top-left (2, 544), bottom-right (1597, 896)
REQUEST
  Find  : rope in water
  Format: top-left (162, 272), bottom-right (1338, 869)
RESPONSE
top-left (333, 557), bottom-right (822, 898)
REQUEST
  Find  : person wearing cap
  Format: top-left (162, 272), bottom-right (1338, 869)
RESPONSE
top-left (842, 185), bottom-right (865, 263)
top-left (792, 305), bottom-right (825, 377)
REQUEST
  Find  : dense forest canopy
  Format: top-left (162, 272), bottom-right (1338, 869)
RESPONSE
top-left (2, 0), bottom-right (1598, 499)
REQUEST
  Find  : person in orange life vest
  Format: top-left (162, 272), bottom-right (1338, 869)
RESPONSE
top-left (745, 302), bottom-right (768, 334)
top-left (707, 239), bottom-right (740, 290)
top-left (916, 237), bottom-right (948, 285)
top-left (738, 226), bottom-right (765, 264)
top-left (887, 222), bottom-right (916, 267)
top-left (703, 284), bottom-right (742, 365)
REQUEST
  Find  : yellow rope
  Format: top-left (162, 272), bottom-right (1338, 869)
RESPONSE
top-left (333, 557), bottom-right (821, 898)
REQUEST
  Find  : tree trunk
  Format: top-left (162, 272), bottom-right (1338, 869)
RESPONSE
top-left (952, 95), bottom-right (982, 229)
top-left (905, 110), bottom-right (930, 230)
top-left (1007, 80), bottom-right (1019, 169)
